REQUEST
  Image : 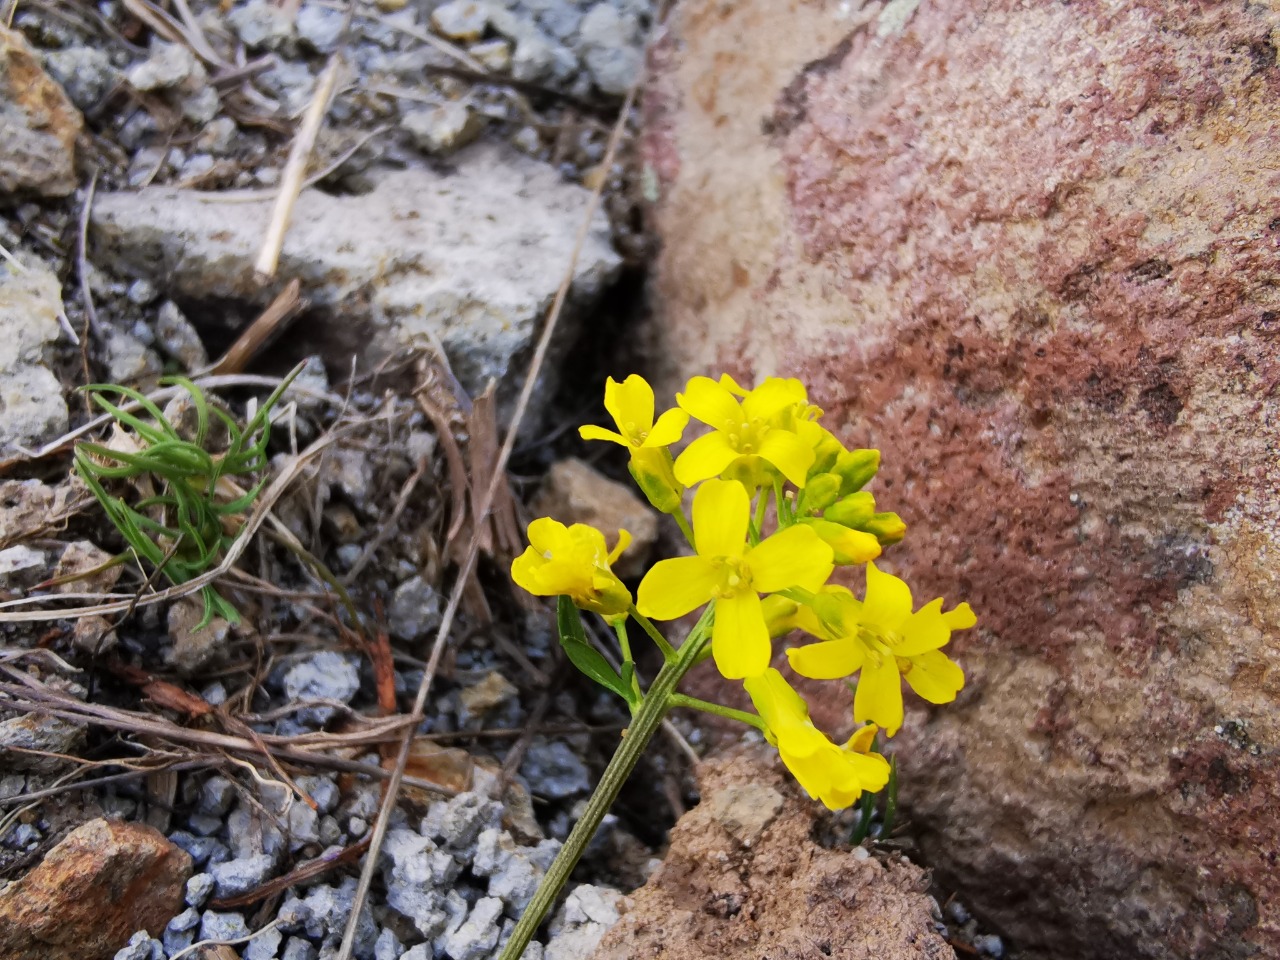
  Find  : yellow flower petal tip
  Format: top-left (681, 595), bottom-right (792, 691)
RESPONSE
top-left (510, 518), bottom-right (631, 620)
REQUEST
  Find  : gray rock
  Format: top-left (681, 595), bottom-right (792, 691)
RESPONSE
top-left (226, 805), bottom-right (286, 860)
top-left (387, 885), bottom-right (448, 940)
top-left (543, 885), bottom-right (623, 960)
top-left (0, 774), bottom-right (26, 800)
top-left (471, 827), bottom-right (517, 876)
top-left (201, 910), bottom-right (251, 942)
top-left (946, 900), bottom-right (971, 924)
top-left (282, 651), bottom-right (361, 724)
top-left (282, 937), bottom-right (319, 960)
top-left (974, 934), bottom-right (1005, 958)
top-left (298, 775), bottom-right (340, 814)
top-left (163, 906), bottom-right (201, 955)
top-left (185, 871), bottom-right (215, 908)
top-left (297, 2), bottom-right (346, 51)
top-left (198, 775), bottom-right (236, 816)
top-left (91, 144), bottom-right (621, 411)
top-left (166, 597), bottom-right (231, 676)
top-left (402, 102), bottom-right (486, 156)
top-left (469, 38), bottom-right (512, 71)
top-left (432, 889), bottom-right (469, 952)
top-left (211, 852), bottom-right (276, 898)
top-left (43, 45), bottom-right (120, 111)
top-left (0, 258), bottom-right (70, 452)
top-left (182, 85), bottom-right (220, 125)
top-left (0, 545), bottom-right (46, 589)
top-left (489, 852), bottom-right (542, 912)
top-left (373, 927), bottom-right (404, 960)
top-left (128, 39), bottom-right (198, 91)
top-left (0, 26), bottom-right (81, 197)
top-left (388, 575), bottom-right (441, 641)
top-left (430, 0), bottom-right (488, 41)
top-left (4, 823), bottom-right (40, 849)
top-left (577, 3), bottom-right (641, 95)
top-left (319, 815), bottom-right (342, 845)
top-left (401, 946), bottom-right (431, 960)
top-left (127, 278), bottom-right (158, 304)
top-left (196, 117), bottom-right (238, 155)
top-left (443, 896), bottom-right (503, 960)
top-left (187, 812), bottom-right (223, 836)
top-left (245, 924), bottom-right (284, 960)
top-left (227, 0), bottom-right (294, 48)
top-left (432, 791), bottom-right (503, 851)
top-left (520, 738), bottom-right (590, 799)
top-left (0, 714), bottom-right (86, 772)
top-left (169, 830), bottom-right (231, 866)
top-left (113, 931), bottom-right (164, 960)
top-left (288, 800), bottom-right (321, 848)
top-left (102, 326), bottom-right (163, 384)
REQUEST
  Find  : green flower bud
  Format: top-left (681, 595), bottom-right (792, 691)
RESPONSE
top-left (824, 491), bottom-right (876, 527)
top-left (834, 448), bottom-right (880, 495)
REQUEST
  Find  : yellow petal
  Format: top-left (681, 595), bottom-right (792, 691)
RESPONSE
top-left (636, 555), bottom-right (719, 620)
top-left (744, 667), bottom-right (810, 734)
top-left (607, 528), bottom-right (632, 565)
top-left (645, 406), bottom-right (689, 447)
top-left (862, 561), bottom-right (913, 631)
top-left (673, 431), bottom-right (740, 486)
top-left (757, 428), bottom-right (816, 487)
top-left (944, 601), bottom-right (977, 631)
top-left (711, 590), bottom-right (770, 679)
top-left (604, 374), bottom-right (655, 436)
top-left (692, 478), bottom-right (750, 559)
top-left (845, 723), bottom-right (879, 754)
top-left (903, 649), bottom-right (965, 704)
top-left (510, 547), bottom-right (548, 596)
top-left (854, 654), bottom-right (904, 736)
top-left (747, 524), bottom-right (833, 593)
top-left (677, 376), bottom-right (743, 429)
top-left (741, 377), bottom-right (806, 420)
top-left (718, 373), bottom-right (749, 396)
top-left (892, 598), bottom-right (950, 657)
top-left (578, 424), bottom-right (629, 445)
top-left (526, 517), bottom-right (570, 554)
top-left (786, 638), bottom-right (863, 680)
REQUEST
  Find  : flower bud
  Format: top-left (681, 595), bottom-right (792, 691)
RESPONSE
top-left (834, 448), bottom-right (880, 495)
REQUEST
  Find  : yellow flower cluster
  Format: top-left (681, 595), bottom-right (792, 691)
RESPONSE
top-left (511, 374), bottom-right (976, 811)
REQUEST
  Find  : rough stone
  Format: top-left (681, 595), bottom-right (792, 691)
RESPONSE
top-left (589, 749), bottom-right (949, 960)
top-left (210, 853), bottom-right (276, 898)
top-left (154, 301), bottom-right (209, 371)
top-left (165, 597), bottom-right (230, 677)
top-left (0, 714), bottom-right (87, 772)
top-left (101, 326), bottom-right (162, 385)
top-left (0, 25), bottom-right (81, 197)
top-left (388, 574), bottom-right (442, 641)
top-left (0, 258), bottom-right (70, 453)
top-left (282, 651), bottom-right (360, 724)
top-left (459, 670), bottom-right (519, 719)
top-left (643, 2), bottom-right (1280, 957)
top-left (519, 737), bottom-right (590, 799)
top-left (53, 540), bottom-right (121, 594)
top-left (576, 4), bottom-right (641, 95)
top-left (0, 818), bottom-right (191, 960)
top-left (91, 144), bottom-right (621, 407)
top-left (530, 458), bottom-right (659, 577)
top-left (430, 0), bottom-right (489, 42)
top-left (443, 896), bottom-right (503, 960)
top-left (402, 102), bottom-right (486, 156)
top-left (227, 0), bottom-right (295, 49)
top-left (42, 45), bottom-right (120, 112)
top-left (0, 544), bottom-right (46, 589)
top-left (545, 884), bottom-right (623, 960)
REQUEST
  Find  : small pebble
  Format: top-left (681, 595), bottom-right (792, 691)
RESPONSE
top-left (244, 924), bottom-right (284, 960)
top-left (431, 0), bottom-right (488, 41)
top-left (201, 910), bottom-right (251, 941)
top-left (281, 936), bottom-right (319, 960)
top-left (185, 872), bottom-right (215, 908)
top-left (974, 934), bottom-right (1005, 957)
top-left (946, 900), bottom-right (972, 924)
top-left (112, 931), bottom-right (163, 960)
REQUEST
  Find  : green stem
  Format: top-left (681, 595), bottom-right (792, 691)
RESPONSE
top-left (611, 620), bottom-right (642, 702)
top-left (668, 693), bottom-right (766, 732)
top-left (672, 509), bottom-right (696, 550)
top-left (496, 626), bottom-right (711, 960)
top-left (628, 606), bottom-right (677, 661)
top-left (750, 489), bottom-right (768, 544)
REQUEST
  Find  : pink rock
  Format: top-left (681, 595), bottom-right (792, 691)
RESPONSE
top-left (644, 2), bottom-right (1280, 957)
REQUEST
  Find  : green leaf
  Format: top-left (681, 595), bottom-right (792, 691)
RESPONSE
top-left (556, 596), bottom-right (636, 706)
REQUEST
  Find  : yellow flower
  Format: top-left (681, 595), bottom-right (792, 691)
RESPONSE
top-left (786, 561), bottom-right (975, 736)
top-left (579, 375), bottom-right (689, 513)
top-left (673, 376), bottom-right (816, 488)
top-left (744, 668), bottom-right (891, 810)
top-left (636, 479), bottom-right (833, 679)
top-left (511, 519), bottom-right (632, 621)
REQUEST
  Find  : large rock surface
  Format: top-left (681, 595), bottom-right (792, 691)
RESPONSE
top-left (643, 2), bottom-right (1280, 958)
top-left (91, 144), bottom-right (621, 402)
top-left (0, 818), bottom-right (191, 960)
top-left (590, 748), bottom-right (952, 960)
top-left (0, 25), bottom-right (81, 197)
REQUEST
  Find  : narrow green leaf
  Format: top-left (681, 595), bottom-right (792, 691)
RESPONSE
top-left (556, 596), bottom-right (634, 704)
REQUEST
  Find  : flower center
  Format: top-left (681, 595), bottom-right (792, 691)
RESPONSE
top-left (723, 416), bottom-right (766, 455)
top-left (712, 557), bottom-right (749, 598)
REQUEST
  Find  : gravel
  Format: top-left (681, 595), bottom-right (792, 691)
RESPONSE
top-left (282, 651), bottom-right (361, 724)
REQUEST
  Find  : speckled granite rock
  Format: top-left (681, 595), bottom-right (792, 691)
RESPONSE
top-left (642, 2), bottom-right (1280, 958)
